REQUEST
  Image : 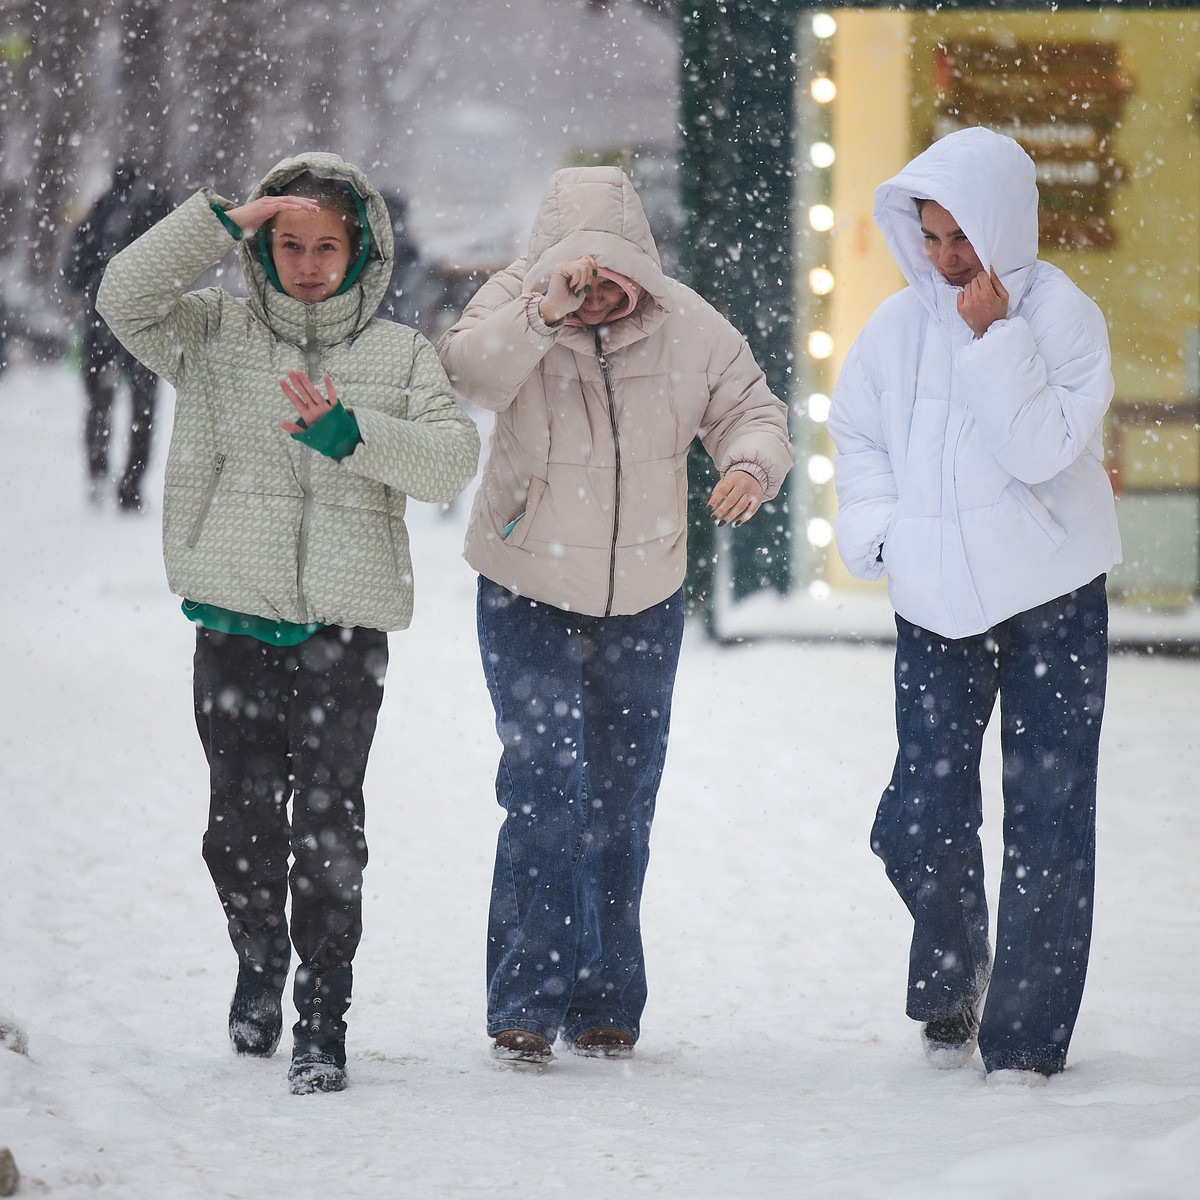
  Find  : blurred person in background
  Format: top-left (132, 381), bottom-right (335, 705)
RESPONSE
top-left (64, 159), bottom-right (170, 510)
top-left (98, 150), bottom-right (479, 1095)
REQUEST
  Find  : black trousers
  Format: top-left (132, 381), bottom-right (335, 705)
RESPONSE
top-left (193, 625), bottom-right (388, 970)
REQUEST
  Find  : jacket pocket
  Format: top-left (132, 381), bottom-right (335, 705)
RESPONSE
top-left (186, 452), bottom-right (226, 548)
top-left (1008, 480), bottom-right (1068, 548)
top-left (504, 476), bottom-right (547, 548)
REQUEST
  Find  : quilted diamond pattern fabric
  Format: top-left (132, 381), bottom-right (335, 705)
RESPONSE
top-left (97, 153), bottom-right (480, 632)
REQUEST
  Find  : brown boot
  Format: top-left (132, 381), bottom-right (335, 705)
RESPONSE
top-left (570, 1027), bottom-right (635, 1059)
top-left (491, 1029), bottom-right (553, 1064)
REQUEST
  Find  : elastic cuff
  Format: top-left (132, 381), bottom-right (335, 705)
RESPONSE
top-left (524, 293), bottom-right (562, 337)
top-left (724, 461), bottom-right (770, 493)
top-left (210, 202), bottom-right (244, 241)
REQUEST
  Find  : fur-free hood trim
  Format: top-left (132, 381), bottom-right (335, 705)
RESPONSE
top-left (523, 167), bottom-right (671, 315)
top-left (873, 127), bottom-right (1039, 319)
top-left (238, 151), bottom-right (394, 339)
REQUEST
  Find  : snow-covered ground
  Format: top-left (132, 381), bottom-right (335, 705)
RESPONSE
top-left (2, 361), bottom-right (1197, 1199)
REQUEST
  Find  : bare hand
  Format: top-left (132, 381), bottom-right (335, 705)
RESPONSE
top-left (538, 255), bottom-right (598, 325)
top-left (957, 266), bottom-right (1008, 338)
top-left (707, 469), bottom-right (765, 526)
top-left (279, 369), bottom-right (337, 433)
top-left (225, 195), bottom-right (321, 235)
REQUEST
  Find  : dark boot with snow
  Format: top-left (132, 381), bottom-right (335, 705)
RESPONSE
top-left (288, 964), bottom-right (352, 1095)
top-left (227, 922), bottom-right (291, 1057)
top-left (921, 1001), bottom-right (981, 1070)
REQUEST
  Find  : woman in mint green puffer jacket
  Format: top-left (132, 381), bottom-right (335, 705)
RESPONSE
top-left (98, 151), bottom-right (479, 1096)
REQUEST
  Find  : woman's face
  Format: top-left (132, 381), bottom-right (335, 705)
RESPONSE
top-left (575, 277), bottom-right (627, 325)
top-left (920, 201), bottom-right (985, 289)
top-left (271, 206), bottom-right (352, 303)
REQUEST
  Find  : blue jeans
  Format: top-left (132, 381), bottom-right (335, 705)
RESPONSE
top-left (476, 577), bottom-right (685, 1044)
top-left (872, 577), bottom-right (1108, 1074)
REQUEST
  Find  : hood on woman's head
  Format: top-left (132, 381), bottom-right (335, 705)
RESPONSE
top-left (874, 127), bottom-right (1039, 306)
top-left (523, 165), bottom-right (670, 307)
top-left (237, 151), bottom-right (394, 316)
top-left (255, 170), bottom-right (371, 297)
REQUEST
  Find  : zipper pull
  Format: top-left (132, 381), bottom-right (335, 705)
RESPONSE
top-left (594, 328), bottom-right (608, 371)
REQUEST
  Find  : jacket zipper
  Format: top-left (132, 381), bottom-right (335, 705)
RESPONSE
top-left (186, 452), bottom-right (226, 548)
top-left (295, 309), bottom-right (320, 619)
top-left (594, 329), bottom-right (621, 617)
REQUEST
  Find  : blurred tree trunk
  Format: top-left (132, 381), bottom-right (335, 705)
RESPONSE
top-left (162, 0), bottom-right (265, 196)
top-left (0, 0), bottom-right (92, 338)
top-left (113, 0), bottom-right (169, 187)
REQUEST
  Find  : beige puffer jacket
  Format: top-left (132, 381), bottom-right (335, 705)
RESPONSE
top-left (437, 166), bottom-right (792, 617)
top-left (98, 152), bottom-right (480, 632)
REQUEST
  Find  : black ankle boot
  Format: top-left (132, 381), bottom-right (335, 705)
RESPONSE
top-left (227, 923), bottom-right (291, 1057)
top-left (288, 964), bottom-right (353, 1095)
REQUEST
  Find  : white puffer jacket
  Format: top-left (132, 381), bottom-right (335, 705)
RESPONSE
top-left (829, 128), bottom-right (1121, 639)
top-left (98, 152), bottom-right (480, 631)
top-left (438, 166), bottom-right (793, 618)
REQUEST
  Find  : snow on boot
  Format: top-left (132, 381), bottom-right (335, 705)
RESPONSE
top-left (921, 1002), bottom-right (980, 1069)
top-left (228, 923), bottom-right (290, 1057)
top-left (491, 1029), bottom-right (553, 1064)
top-left (288, 964), bottom-right (352, 1095)
top-left (230, 966), bottom-right (286, 1057)
top-left (570, 1027), bottom-right (634, 1059)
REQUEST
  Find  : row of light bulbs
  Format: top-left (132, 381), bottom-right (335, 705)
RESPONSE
top-left (805, 13), bottom-right (838, 556)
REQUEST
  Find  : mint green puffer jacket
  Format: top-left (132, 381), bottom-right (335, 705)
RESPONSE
top-left (98, 152), bottom-right (479, 632)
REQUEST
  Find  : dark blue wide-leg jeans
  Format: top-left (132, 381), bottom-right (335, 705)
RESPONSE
top-left (476, 577), bottom-right (685, 1044)
top-left (872, 577), bottom-right (1108, 1074)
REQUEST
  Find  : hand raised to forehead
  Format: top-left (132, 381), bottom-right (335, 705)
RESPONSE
top-left (224, 195), bottom-right (321, 235)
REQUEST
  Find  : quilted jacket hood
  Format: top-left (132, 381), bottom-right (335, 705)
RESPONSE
top-left (523, 166), bottom-right (672, 317)
top-left (239, 151), bottom-right (394, 339)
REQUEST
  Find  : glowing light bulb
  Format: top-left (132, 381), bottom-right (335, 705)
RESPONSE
top-left (812, 14), bottom-right (837, 40)
top-left (808, 204), bottom-right (835, 232)
top-left (810, 76), bottom-right (837, 104)
top-left (807, 517), bottom-right (834, 548)
top-left (809, 141), bottom-right (835, 169)
top-left (808, 331), bottom-right (834, 360)
top-left (807, 454), bottom-right (834, 484)
top-left (807, 392), bottom-right (831, 422)
top-left (809, 267), bottom-right (835, 296)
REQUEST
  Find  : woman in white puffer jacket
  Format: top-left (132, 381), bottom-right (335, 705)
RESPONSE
top-left (830, 127), bottom-right (1120, 1083)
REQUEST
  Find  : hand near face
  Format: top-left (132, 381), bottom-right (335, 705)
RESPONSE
top-left (224, 195), bottom-right (321, 235)
top-left (538, 255), bottom-right (599, 325)
top-left (957, 266), bottom-right (1009, 338)
top-left (279, 369), bottom-right (337, 433)
top-left (707, 469), bottom-right (765, 527)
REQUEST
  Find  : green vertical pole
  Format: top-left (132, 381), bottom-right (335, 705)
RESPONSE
top-left (679, 0), bottom-right (797, 632)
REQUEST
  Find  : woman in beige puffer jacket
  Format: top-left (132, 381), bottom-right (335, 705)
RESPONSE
top-left (437, 166), bottom-right (792, 1064)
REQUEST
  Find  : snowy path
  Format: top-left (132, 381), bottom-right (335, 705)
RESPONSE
top-left (2, 363), bottom-right (1197, 1198)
